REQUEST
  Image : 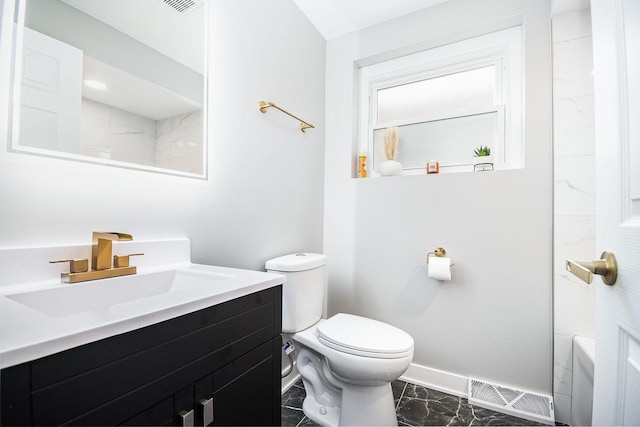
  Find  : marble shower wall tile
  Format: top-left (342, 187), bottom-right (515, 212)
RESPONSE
top-left (554, 334), bottom-right (574, 395)
top-left (80, 99), bottom-right (110, 158)
top-left (554, 155), bottom-right (595, 216)
top-left (553, 215), bottom-right (595, 276)
top-left (554, 275), bottom-right (596, 336)
top-left (553, 95), bottom-right (595, 135)
top-left (553, 392), bottom-right (572, 426)
top-left (109, 122), bottom-right (156, 166)
top-left (552, 9), bottom-right (592, 42)
top-left (110, 106), bottom-right (156, 134)
top-left (79, 98), bottom-right (203, 173)
top-left (80, 99), bottom-right (157, 165)
top-left (554, 125), bottom-right (595, 158)
top-left (155, 110), bottom-right (203, 174)
top-left (552, 6), bottom-right (596, 424)
top-left (553, 37), bottom-right (594, 99)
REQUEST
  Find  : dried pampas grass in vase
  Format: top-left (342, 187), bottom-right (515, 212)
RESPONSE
top-left (380, 126), bottom-right (403, 176)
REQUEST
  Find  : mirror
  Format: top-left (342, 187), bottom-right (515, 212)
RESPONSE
top-left (9, 0), bottom-right (207, 178)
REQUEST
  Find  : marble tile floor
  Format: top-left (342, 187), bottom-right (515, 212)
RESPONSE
top-left (281, 379), bottom-right (546, 427)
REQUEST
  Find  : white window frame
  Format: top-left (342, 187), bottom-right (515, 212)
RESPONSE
top-left (358, 26), bottom-right (523, 176)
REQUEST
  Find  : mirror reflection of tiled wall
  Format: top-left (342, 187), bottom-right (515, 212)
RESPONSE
top-left (80, 98), bottom-right (203, 174)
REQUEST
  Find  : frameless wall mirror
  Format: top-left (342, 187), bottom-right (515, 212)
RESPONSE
top-left (9, 0), bottom-right (207, 178)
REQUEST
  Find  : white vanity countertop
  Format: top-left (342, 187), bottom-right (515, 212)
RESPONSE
top-left (0, 240), bottom-right (285, 369)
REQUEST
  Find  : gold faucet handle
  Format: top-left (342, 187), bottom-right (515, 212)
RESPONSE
top-left (114, 253), bottom-right (144, 268)
top-left (50, 258), bottom-right (89, 273)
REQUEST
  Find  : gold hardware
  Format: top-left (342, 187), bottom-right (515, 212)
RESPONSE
top-left (114, 253), bottom-right (144, 268)
top-left (49, 258), bottom-right (89, 273)
top-left (426, 247), bottom-right (455, 266)
top-left (61, 266), bottom-right (137, 284)
top-left (566, 251), bottom-right (618, 286)
top-left (258, 101), bottom-right (315, 132)
top-left (92, 232), bottom-right (132, 271)
top-left (51, 232), bottom-right (142, 283)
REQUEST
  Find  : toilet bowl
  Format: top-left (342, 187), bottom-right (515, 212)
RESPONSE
top-left (266, 254), bottom-right (414, 426)
top-left (292, 314), bottom-right (413, 426)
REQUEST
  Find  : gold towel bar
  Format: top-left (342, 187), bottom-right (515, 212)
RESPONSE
top-left (259, 101), bottom-right (315, 133)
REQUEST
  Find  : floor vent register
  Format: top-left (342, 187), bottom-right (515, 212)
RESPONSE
top-left (468, 377), bottom-right (555, 425)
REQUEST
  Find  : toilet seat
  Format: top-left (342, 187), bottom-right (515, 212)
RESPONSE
top-left (316, 313), bottom-right (414, 359)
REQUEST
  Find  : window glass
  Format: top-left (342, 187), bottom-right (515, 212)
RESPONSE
top-left (376, 65), bottom-right (496, 123)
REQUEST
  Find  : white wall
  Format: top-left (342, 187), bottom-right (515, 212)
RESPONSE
top-left (0, 0), bottom-right (326, 271)
top-left (551, 5), bottom-right (595, 424)
top-left (324, 0), bottom-right (553, 395)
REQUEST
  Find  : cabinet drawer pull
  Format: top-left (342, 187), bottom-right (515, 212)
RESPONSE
top-left (200, 398), bottom-right (214, 426)
top-left (179, 409), bottom-right (194, 427)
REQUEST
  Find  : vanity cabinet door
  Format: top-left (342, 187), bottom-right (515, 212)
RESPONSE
top-left (212, 337), bottom-right (281, 426)
top-left (121, 395), bottom-right (179, 426)
top-left (119, 385), bottom-right (195, 427)
top-left (122, 339), bottom-right (281, 427)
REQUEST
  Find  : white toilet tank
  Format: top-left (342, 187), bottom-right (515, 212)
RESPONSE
top-left (265, 253), bottom-right (327, 333)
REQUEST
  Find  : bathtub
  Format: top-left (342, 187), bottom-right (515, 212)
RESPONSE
top-left (571, 336), bottom-right (595, 426)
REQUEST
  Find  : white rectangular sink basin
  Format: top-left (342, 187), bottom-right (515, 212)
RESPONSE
top-left (5, 268), bottom-right (236, 318)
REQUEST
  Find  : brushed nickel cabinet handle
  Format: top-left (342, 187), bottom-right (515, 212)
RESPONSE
top-left (200, 398), bottom-right (214, 426)
top-left (179, 409), bottom-right (194, 427)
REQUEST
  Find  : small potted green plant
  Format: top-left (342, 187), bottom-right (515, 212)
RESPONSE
top-left (472, 145), bottom-right (493, 171)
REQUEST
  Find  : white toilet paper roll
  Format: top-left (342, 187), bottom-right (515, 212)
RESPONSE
top-left (428, 256), bottom-right (451, 281)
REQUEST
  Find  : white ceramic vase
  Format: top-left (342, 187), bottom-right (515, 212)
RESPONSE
top-left (379, 160), bottom-right (403, 176)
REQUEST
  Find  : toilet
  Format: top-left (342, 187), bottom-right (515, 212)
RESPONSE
top-left (266, 253), bottom-right (414, 426)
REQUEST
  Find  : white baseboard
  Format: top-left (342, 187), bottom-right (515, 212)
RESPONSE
top-left (282, 371), bottom-right (301, 394)
top-left (399, 363), bottom-right (469, 398)
top-left (283, 360), bottom-right (468, 399)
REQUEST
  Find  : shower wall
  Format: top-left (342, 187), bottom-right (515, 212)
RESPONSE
top-left (551, 5), bottom-right (595, 424)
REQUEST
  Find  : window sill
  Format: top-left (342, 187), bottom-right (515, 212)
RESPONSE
top-left (357, 162), bottom-right (523, 179)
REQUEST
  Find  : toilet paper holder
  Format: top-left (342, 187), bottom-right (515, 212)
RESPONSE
top-left (426, 247), bottom-right (455, 266)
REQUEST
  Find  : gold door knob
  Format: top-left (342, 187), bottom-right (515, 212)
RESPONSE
top-left (566, 251), bottom-right (618, 285)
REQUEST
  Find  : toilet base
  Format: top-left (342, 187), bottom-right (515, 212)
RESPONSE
top-left (302, 382), bottom-right (397, 426)
top-left (341, 382), bottom-right (398, 426)
top-left (302, 395), bottom-right (341, 426)
top-left (297, 347), bottom-right (399, 426)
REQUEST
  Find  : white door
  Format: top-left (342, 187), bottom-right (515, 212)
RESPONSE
top-left (17, 27), bottom-right (82, 153)
top-left (591, 0), bottom-right (640, 425)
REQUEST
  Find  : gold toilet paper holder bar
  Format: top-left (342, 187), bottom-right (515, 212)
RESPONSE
top-left (426, 247), bottom-right (455, 266)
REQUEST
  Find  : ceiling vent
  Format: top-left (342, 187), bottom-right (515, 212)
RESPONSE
top-left (162, 0), bottom-right (203, 15)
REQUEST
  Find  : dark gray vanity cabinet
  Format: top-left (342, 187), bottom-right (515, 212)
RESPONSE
top-left (0, 286), bottom-right (282, 426)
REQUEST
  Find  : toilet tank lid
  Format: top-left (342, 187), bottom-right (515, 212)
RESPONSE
top-left (265, 253), bottom-right (327, 272)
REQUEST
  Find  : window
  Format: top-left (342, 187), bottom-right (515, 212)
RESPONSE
top-left (358, 26), bottom-right (522, 176)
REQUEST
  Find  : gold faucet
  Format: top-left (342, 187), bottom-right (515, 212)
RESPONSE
top-left (50, 232), bottom-right (143, 283)
top-left (92, 232), bottom-right (132, 270)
